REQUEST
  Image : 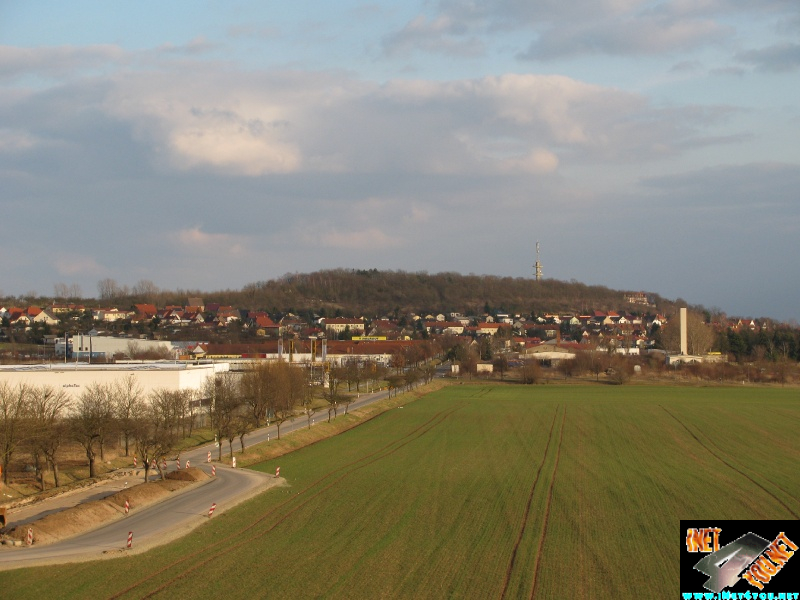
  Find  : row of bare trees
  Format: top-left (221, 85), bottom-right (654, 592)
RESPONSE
top-left (205, 362), bottom-right (310, 460)
top-left (0, 376), bottom-right (197, 489)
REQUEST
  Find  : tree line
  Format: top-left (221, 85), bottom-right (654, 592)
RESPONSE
top-left (0, 363), bottom-right (315, 489)
top-left (0, 376), bottom-right (197, 488)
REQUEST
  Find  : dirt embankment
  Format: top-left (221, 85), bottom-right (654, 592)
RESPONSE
top-left (1, 468), bottom-right (209, 546)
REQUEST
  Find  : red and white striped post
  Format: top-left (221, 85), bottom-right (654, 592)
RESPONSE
top-left (176, 458), bottom-right (181, 470)
top-left (211, 465), bottom-right (216, 476)
top-left (208, 503), bottom-right (217, 518)
top-left (275, 466), bottom-right (280, 478)
top-left (124, 500), bottom-right (129, 515)
top-left (185, 460), bottom-right (190, 469)
top-left (207, 451), bottom-right (211, 463)
top-left (162, 458), bottom-right (167, 471)
top-left (133, 456), bottom-right (137, 468)
top-left (150, 459), bottom-right (156, 470)
top-left (26, 528), bottom-right (33, 546)
top-left (127, 531), bottom-right (133, 549)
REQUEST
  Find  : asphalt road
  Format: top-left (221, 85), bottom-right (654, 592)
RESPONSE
top-left (0, 465), bottom-right (275, 570)
top-left (0, 380), bottom-right (412, 570)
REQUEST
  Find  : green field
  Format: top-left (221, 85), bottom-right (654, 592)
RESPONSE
top-left (1, 385), bottom-right (799, 598)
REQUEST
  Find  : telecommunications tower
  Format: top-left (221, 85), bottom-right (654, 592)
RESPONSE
top-left (533, 242), bottom-right (543, 281)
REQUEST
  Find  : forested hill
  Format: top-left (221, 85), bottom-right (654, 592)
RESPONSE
top-left (215, 269), bottom-right (674, 317)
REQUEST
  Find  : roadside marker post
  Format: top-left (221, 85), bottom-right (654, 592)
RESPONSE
top-left (125, 500), bottom-right (129, 515)
top-left (176, 459), bottom-right (181, 470)
top-left (185, 460), bottom-right (190, 469)
top-left (162, 458), bottom-right (167, 471)
top-left (208, 503), bottom-right (216, 518)
top-left (207, 451), bottom-right (211, 463)
top-left (133, 456), bottom-right (137, 468)
top-left (232, 457), bottom-right (236, 469)
top-left (211, 465), bottom-right (216, 476)
top-left (127, 532), bottom-right (133, 549)
top-left (26, 528), bottom-right (33, 546)
top-left (275, 466), bottom-right (280, 478)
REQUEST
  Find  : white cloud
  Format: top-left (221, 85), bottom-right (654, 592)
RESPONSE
top-left (174, 227), bottom-right (248, 256)
top-left (385, 0), bottom-right (796, 60)
top-left (0, 128), bottom-right (40, 152)
top-left (316, 227), bottom-right (403, 250)
top-left (53, 254), bottom-right (105, 277)
top-left (104, 72), bottom-right (304, 175)
top-left (521, 14), bottom-right (726, 59)
top-left (0, 44), bottom-right (127, 81)
top-left (736, 43), bottom-right (800, 72)
top-left (382, 15), bottom-right (485, 58)
top-left (499, 149), bottom-right (560, 173)
top-left (3, 61), bottom-right (718, 181)
top-left (168, 120), bottom-right (301, 175)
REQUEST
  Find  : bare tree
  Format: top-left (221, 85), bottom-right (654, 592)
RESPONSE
top-left (519, 359), bottom-right (542, 385)
top-left (492, 355), bottom-right (509, 380)
top-left (28, 386), bottom-right (70, 490)
top-left (0, 383), bottom-right (30, 485)
top-left (302, 386), bottom-right (316, 429)
top-left (323, 365), bottom-right (344, 421)
top-left (240, 362), bottom-right (272, 427)
top-left (269, 361), bottom-right (302, 438)
top-left (385, 374), bottom-right (404, 398)
top-left (97, 278), bottom-right (125, 302)
top-left (134, 390), bottom-right (183, 482)
top-left (403, 368), bottom-right (421, 393)
top-left (204, 373), bottom-right (242, 460)
top-left (131, 415), bottom-right (159, 482)
top-left (235, 413), bottom-right (254, 453)
top-left (132, 279), bottom-right (160, 303)
top-left (71, 383), bottom-right (115, 478)
top-left (53, 283), bottom-right (69, 300)
top-left (113, 374), bottom-right (144, 457)
top-left (421, 363), bottom-right (437, 384)
top-left (607, 355), bottom-right (633, 385)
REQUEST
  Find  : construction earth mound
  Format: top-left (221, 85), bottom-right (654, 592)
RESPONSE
top-left (1, 467), bottom-right (210, 546)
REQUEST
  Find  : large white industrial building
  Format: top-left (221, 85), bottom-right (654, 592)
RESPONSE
top-left (0, 362), bottom-right (229, 402)
top-left (54, 335), bottom-right (178, 361)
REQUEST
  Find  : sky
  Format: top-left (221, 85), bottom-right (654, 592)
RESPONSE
top-left (1, 1), bottom-right (799, 321)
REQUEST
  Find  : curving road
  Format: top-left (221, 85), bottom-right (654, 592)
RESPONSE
top-left (0, 378), bottom-right (425, 571)
top-left (0, 465), bottom-right (275, 571)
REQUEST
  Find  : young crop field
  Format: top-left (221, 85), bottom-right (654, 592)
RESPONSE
top-left (1, 385), bottom-right (798, 598)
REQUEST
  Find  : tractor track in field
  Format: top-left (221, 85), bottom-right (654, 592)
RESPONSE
top-left (529, 405), bottom-right (566, 600)
top-left (499, 404), bottom-right (565, 600)
top-left (659, 405), bottom-right (800, 519)
top-left (109, 403), bottom-right (465, 600)
top-left (770, 408), bottom-right (800, 425)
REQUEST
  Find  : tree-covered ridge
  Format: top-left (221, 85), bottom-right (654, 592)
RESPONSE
top-left (238, 269), bottom-right (667, 317)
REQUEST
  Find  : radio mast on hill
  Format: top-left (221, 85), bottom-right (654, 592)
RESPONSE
top-left (533, 242), bottom-right (543, 281)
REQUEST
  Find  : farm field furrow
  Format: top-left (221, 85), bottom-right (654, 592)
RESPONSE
top-left (0, 385), bottom-right (797, 600)
top-left (659, 404), bottom-right (800, 519)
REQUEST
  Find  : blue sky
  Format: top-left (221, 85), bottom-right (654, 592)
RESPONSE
top-left (1, 1), bottom-right (799, 320)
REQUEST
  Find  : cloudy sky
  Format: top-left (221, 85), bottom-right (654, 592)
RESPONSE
top-left (2, 1), bottom-right (799, 320)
